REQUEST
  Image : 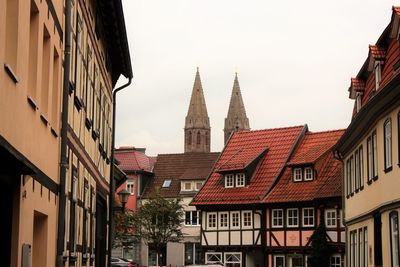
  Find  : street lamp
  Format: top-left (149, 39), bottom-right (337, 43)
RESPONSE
top-left (117, 189), bottom-right (130, 212)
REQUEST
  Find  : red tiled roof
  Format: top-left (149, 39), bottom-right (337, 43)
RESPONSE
top-left (369, 45), bottom-right (386, 60)
top-left (288, 130), bottom-right (345, 165)
top-left (217, 147), bottom-right (268, 173)
top-left (349, 78), bottom-right (366, 92)
top-left (191, 125), bottom-right (305, 205)
top-left (142, 152), bottom-right (220, 198)
top-left (115, 147), bottom-right (155, 173)
top-left (264, 130), bottom-right (344, 203)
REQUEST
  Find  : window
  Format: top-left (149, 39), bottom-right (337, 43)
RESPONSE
top-left (225, 252), bottom-right (241, 267)
top-left (358, 146), bottom-right (364, 189)
top-left (187, 131), bottom-right (192, 145)
top-left (195, 181), bottom-right (203, 190)
top-left (325, 209), bottom-right (337, 227)
top-left (185, 243), bottom-right (204, 265)
top-left (273, 255), bottom-right (285, 267)
top-left (207, 213), bottom-right (217, 229)
top-left (185, 211), bottom-right (200, 226)
top-left (183, 181), bottom-right (192, 191)
top-left (293, 168), bottom-right (302, 181)
top-left (350, 156), bottom-right (355, 193)
top-left (236, 173), bottom-right (245, 187)
top-left (231, 211), bottom-right (240, 229)
top-left (384, 119), bottom-right (393, 170)
top-left (242, 211), bottom-right (252, 227)
top-left (197, 131), bottom-right (201, 145)
top-left (287, 208), bottom-right (299, 227)
top-left (390, 211), bottom-right (399, 267)
top-left (303, 208), bottom-right (314, 227)
top-left (304, 167), bottom-right (313, 181)
top-left (162, 179), bottom-right (172, 188)
top-left (373, 132), bottom-right (378, 178)
top-left (356, 93), bottom-right (362, 113)
top-left (225, 174), bottom-right (234, 188)
top-left (364, 227), bottom-right (368, 267)
top-left (126, 179), bottom-right (134, 195)
top-left (367, 131), bottom-right (378, 182)
top-left (205, 252), bottom-right (222, 264)
top-left (375, 62), bottom-right (382, 91)
top-left (219, 212), bottom-right (229, 229)
top-left (272, 209), bottom-right (284, 228)
top-left (330, 254), bottom-right (341, 267)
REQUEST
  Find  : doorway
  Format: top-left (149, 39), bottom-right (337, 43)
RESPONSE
top-left (96, 195), bottom-right (107, 267)
top-left (0, 174), bottom-right (16, 266)
top-left (374, 213), bottom-right (383, 266)
top-left (32, 211), bottom-right (48, 267)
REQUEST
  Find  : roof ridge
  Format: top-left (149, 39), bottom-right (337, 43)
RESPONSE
top-left (306, 129), bottom-right (346, 134)
top-left (236, 124), bottom-right (305, 134)
top-left (157, 152), bottom-right (220, 156)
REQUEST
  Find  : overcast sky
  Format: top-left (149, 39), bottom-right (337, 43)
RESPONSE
top-left (115, 0), bottom-right (396, 156)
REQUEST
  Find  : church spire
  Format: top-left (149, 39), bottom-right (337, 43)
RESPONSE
top-left (184, 68), bottom-right (211, 153)
top-left (224, 72), bottom-right (250, 144)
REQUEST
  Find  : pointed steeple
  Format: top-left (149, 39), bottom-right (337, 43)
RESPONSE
top-left (224, 72), bottom-right (250, 144)
top-left (184, 68), bottom-right (211, 153)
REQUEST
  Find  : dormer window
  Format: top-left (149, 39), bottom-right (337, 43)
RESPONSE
top-left (293, 168), bottom-right (302, 181)
top-left (224, 173), bottom-right (246, 188)
top-left (304, 167), bottom-right (314, 181)
top-left (356, 93), bottom-right (362, 113)
top-left (293, 167), bottom-right (314, 182)
top-left (375, 62), bottom-right (382, 91)
top-left (236, 173), bottom-right (245, 187)
top-left (181, 181), bottom-right (204, 192)
top-left (225, 174), bottom-right (234, 188)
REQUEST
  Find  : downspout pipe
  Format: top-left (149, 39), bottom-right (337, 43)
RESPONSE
top-left (56, 0), bottom-right (72, 266)
top-left (108, 77), bottom-right (132, 266)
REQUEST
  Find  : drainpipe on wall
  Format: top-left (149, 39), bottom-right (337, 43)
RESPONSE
top-left (56, 0), bottom-right (72, 266)
top-left (108, 77), bottom-right (132, 266)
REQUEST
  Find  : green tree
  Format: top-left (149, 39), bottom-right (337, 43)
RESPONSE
top-left (309, 220), bottom-right (331, 267)
top-left (134, 193), bottom-right (184, 265)
top-left (113, 208), bottom-right (135, 248)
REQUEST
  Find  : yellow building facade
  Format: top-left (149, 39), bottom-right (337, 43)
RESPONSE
top-left (0, 0), bottom-right (132, 266)
top-left (336, 7), bottom-right (400, 267)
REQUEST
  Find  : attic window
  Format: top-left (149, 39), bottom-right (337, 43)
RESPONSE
top-left (293, 168), bottom-right (302, 182)
top-left (225, 174), bottom-right (234, 188)
top-left (375, 62), bottom-right (382, 91)
top-left (304, 167), bottom-right (314, 181)
top-left (162, 179), bottom-right (172, 188)
top-left (356, 93), bottom-right (362, 113)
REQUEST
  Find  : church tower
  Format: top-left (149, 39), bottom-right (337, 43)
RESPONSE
top-left (184, 68), bottom-right (211, 153)
top-left (224, 72), bottom-right (250, 144)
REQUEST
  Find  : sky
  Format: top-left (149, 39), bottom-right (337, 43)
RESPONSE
top-left (115, 0), bottom-right (397, 156)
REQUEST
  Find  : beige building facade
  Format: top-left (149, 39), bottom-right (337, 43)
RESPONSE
top-left (336, 7), bottom-right (400, 267)
top-left (0, 0), bottom-right (132, 266)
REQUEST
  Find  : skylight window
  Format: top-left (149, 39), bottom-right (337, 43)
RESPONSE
top-left (162, 179), bottom-right (172, 188)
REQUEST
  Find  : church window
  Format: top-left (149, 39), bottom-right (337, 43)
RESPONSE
top-left (197, 131), bottom-right (201, 145)
top-left (187, 131), bottom-right (192, 145)
top-left (205, 132), bottom-right (209, 146)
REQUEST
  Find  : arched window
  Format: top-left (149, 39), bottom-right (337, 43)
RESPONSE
top-left (197, 131), bottom-right (201, 145)
top-left (205, 132), bottom-right (209, 146)
top-left (390, 211), bottom-right (399, 267)
top-left (384, 118), bottom-right (392, 170)
top-left (187, 131), bottom-right (192, 145)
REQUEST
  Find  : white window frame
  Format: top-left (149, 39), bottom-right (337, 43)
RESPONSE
top-left (231, 211), bottom-right (240, 229)
top-left (287, 208), bottom-right (299, 228)
top-left (207, 212), bottom-right (217, 229)
top-left (225, 174), bottom-right (234, 188)
top-left (325, 209), bottom-right (337, 228)
top-left (182, 181), bottom-right (193, 191)
top-left (375, 61), bottom-right (382, 91)
top-left (272, 209), bottom-right (284, 228)
top-left (302, 208), bottom-right (314, 227)
top-left (225, 252), bottom-right (242, 267)
top-left (195, 181), bottom-right (203, 191)
top-left (184, 210), bottom-right (200, 226)
top-left (242, 210), bottom-right (252, 228)
top-left (293, 168), bottom-right (302, 182)
top-left (126, 179), bottom-right (134, 195)
top-left (330, 254), bottom-right (341, 267)
top-left (356, 92), bottom-right (362, 113)
top-left (304, 167), bottom-right (313, 181)
top-left (384, 118), bottom-right (392, 170)
top-left (236, 173), bottom-right (245, 187)
top-left (205, 252), bottom-right (222, 264)
top-left (273, 255), bottom-right (285, 267)
top-left (219, 212), bottom-right (229, 229)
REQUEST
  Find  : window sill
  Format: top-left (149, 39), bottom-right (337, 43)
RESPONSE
top-left (355, 189), bottom-right (359, 193)
top-left (372, 175), bottom-right (379, 181)
top-left (51, 127), bottom-right (59, 138)
top-left (85, 118), bottom-right (92, 130)
top-left (74, 96), bottom-right (83, 111)
top-left (359, 186), bottom-right (364, 191)
top-left (92, 129), bottom-right (99, 140)
top-left (4, 63), bottom-right (19, 83)
top-left (384, 166), bottom-right (393, 173)
top-left (40, 114), bottom-right (49, 126)
top-left (69, 81), bottom-right (75, 95)
top-left (27, 96), bottom-right (38, 111)
top-left (367, 180), bottom-right (373, 185)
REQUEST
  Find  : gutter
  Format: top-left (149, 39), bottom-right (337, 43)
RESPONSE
top-left (56, 0), bottom-right (72, 266)
top-left (108, 77), bottom-right (132, 266)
